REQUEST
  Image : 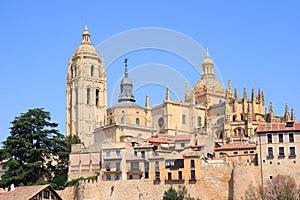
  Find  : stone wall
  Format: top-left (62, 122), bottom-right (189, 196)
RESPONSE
top-left (59, 165), bottom-right (232, 200)
top-left (231, 164), bottom-right (260, 200)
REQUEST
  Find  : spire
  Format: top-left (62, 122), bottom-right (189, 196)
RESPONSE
top-left (166, 87), bottom-right (170, 102)
top-left (124, 58), bottom-right (128, 76)
top-left (145, 93), bottom-right (150, 109)
top-left (251, 88), bottom-right (256, 102)
top-left (185, 81), bottom-right (190, 100)
top-left (227, 80), bottom-right (232, 99)
top-left (205, 45), bottom-right (210, 59)
top-left (234, 88), bottom-right (238, 99)
top-left (284, 103), bottom-right (290, 122)
top-left (269, 101), bottom-right (274, 113)
top-left (201, 45), bottom-right (215, 79)
top-left (291, 107), bottom-right (296, 122)
top-left (82, 25), bottom-right (91, 44)
top-left (118, 58), bottom-right (135, 103)
top-left (243, 87), bottom-right (247, 99)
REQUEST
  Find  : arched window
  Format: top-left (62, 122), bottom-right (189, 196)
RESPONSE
top-left (182, 115), bottom-right (186, 124)
top-left (109, 119), bottom-right (113, 125)
top-left (91, 65), bottom-right (94, 76)
top-left (136, 118), bottom-right (140, 125)
top-left (197, 116), bottom-right (202, 127)
top-left (87, 88), bottom-right (90, 105)
top-left (95, 89), bottom-right (99, 107)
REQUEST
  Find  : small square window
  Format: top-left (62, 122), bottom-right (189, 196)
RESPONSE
top-left (270, 176), bottom-right (273, 179)
top-left (219, 152), bottom-right (224, 158)
top-left (234, 152), bottom-right (238, 155)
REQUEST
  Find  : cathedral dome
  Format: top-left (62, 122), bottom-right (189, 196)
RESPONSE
top-left (74, 25), bottom-right (99, 56)
top-left (193, 78), bottom-right (225, 94)
top-left (75, 43), bottom-right (98, 55)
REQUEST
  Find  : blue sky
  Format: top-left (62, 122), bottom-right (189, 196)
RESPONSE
top-left (1, 1), bottom-right (300, 143)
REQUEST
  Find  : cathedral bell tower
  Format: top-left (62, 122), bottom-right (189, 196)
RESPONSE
top-left (66, 25), bottom-right (107, 146)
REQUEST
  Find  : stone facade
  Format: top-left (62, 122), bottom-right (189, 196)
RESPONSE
top-left (65, 26), bottom-right (298, 200)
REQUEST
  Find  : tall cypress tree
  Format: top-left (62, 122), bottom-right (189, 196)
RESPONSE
top-left (0, 108), bottom-right (67, 188)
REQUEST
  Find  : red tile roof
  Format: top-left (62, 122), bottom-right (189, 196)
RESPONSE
top-left (174, 134), bottom-right (192, 141)
top-left (147, 137), bottom-right (174, 144)
top-left (214, 142), bottom-right (256, 151)
top-left (180, 148), bottom-right (202, 157)
top-left (0, 184), bottom-right (62, 200)
top-left (257, 122), bottom-right (300, 133)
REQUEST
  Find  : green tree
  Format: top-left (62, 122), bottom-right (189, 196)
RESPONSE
top-left (65, 135), bottom-right (81, 153)
top-left (0, 108), bottom-right (67, 189)
top-left (163, 185), bottom-right (200, 200)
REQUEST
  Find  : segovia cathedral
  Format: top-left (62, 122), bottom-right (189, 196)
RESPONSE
top-left (66, 26), bottom-right (296, 187)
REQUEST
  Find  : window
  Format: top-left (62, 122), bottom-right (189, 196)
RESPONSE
top-left (116, 150), bottom-right (121, 157)
top-left (234, 152), bottom-right (238, 155)
top-left (268, 147), bottom-right (273, 156)
top-left (116, 162), bottom-right (121, 171)
top-left (250, 150), bottom-right (255, 154)
top-left (181, 143), bottom-right (185, 148)
top-left (244, 151), bottom-right (248, 154)
top-left (279, 147), bottom-right (285, 156)
top-left (197, 116), bottom-right (201, 126)
top-left (121, 117), bottom-right (124, 124)
top-left (290, 147), bottom-right (296, 156)
top-left (168, 172), bottom-right (172, 180)
top-left (106, 162), bottom-right (111, 170)
top-left (155, 161), bottom-right (159, 169)
top-left (44, 190), bottom-right (49, 199)
top-left (95, 89), bottom-right (99, 107)
top-left (141, 151), bottom-right (145, 159)
top-left (267, 134), bottom-right (272, 143)
top-left (145, 162), bottom-right (149, 171)
top-left (134, 151), bottom-right (137, 157)
top-left (219, 152), bottom-right (224, 158)
top-left (190, 160), bottom-right (195, 168)
top-left (191, 170), bottom-right (196, 180)
top-left (155, 172), bottom-right (160, 180)
top-left (145, 171), bottom-right (149, 179)
top-left (131, 162), bottom-right (139, 170)
top-left (106, 150), bottom-right (110, 158)
top-left (178, 171), bottom-right (182, 180)
top-left (106, 174), bottom-right (111, 181)
top-left (182, 115), bottom-right (186, 124)
top-left (165, 160), bottom-right (175, 167)
top-left (91, 65), bottom-right (94, 76)
top-left (289, 133), bottom-right (295, 143)
top-left (278, 134), bottom-right (284, 143)
top-left (87, 88), bottom-right (90, 105)
top-left (136, 118), bottom-right (140, 125)
top-left (114, 174), bottom-right (121, 180)
top-left (2, 165), bottom-right (6, 170)
top-left (109, 119), bottom-right (113, 125)
top-left (233, 115), bottom-right (236, 122)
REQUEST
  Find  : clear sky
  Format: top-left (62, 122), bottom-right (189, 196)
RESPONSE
top-left (1, 1), bottom-right (300, 143)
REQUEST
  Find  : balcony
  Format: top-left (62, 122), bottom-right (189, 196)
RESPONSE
top-left (278, 154), bottom-right (285, 159)
top-left (103, 168), bottom-right (122, 174)
top-left (189, 179), bottom-right (197, 184)
top-left (266, 155), bottom-right (274, 159)
top-left (153, 179), bottom-right (161, 185)
top-left (289, 154), bottom-right (296, 159)
top-left (165, 179), bottom-right (185, 184)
